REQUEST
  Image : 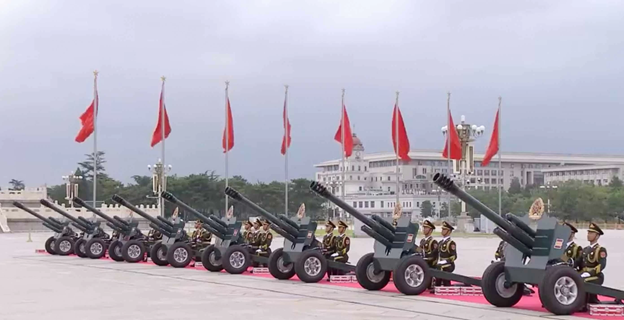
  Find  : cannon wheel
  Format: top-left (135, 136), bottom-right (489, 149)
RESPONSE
top-left (393, 255), bottom-right (431, 295)
top-left (201, 245), bottom-right (223, 272)
top-left (223, 244), bottom-right (251, 274)
top-left (268, 248), bottom-right (296, 280)
top-left (44, 236), bottom-right (58, 255)
top-left (85, 238), bottom-right (107, 259)
top-left (167, 242), bottom-right (194, 268)
top-left (355, 253), bottom-right (391, 290)
top-left (482, 261), bottom-right (524, 307)
top-left (54, 236), bottom-right (74, 256)
top-left (108, 240), bottom-right (125, 262)
top-left (150, 242), bottom-right (169, 266)
top-left (295, 250), bottom-right (327, 283)
top-left (74, 239), bottom-right (87, 258)
top-left (121, 240), bottom-right (145, 263)
top-left (539, 265), bottom-right (586, 315)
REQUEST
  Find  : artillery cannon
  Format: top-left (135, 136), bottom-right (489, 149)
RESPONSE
top-left (13, 201), bottom-right (77, 255)
top-left (161, 191), bottom-right (243, 270)
top-left (433, 173), bottom-right (624, 315)
top-left (72, 197), bottom-right (151, 263)
top-left (111, 194), bottom-right (187, 267)
top-left (39, 199), bottom-right (110, 259)
top-left (310, 181), bottom-right (481, 295)
top-left (225, 186), bottom-right (355, 282)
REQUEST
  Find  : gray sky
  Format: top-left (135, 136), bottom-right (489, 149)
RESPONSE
top-left (1, 0), bottom-right (624, 188)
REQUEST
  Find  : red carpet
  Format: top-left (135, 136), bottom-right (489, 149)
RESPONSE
top-left (36, 250), bottom-right (621, 319)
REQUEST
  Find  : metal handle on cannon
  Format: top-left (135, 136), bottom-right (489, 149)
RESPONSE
top-left (73, 197), bottom-right (127, 231)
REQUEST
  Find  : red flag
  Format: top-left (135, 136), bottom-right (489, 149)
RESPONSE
top-left (442, 111), bottom-right (462, 160)
top-left (280, 100), bottom-right (291, 155)
top-left (481, 108), bottom-right (500, 166)
top-left (392, 104), bottom-right (411, 161)
top-left (222, 98), bottom-right (234, 153)
top-left (150, 87), bottom-right (172, 147)
top-left (75, 94), bottom-right (98, 143)
top-left (334, 104), bottom-right (353, 157)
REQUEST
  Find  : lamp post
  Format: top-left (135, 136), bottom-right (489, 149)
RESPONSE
top-left (148, 159), bottom-right (172, 217)
top-left (441, 115), bottom-right (486, 230)
top-left (326, 179), bottom-right (342, 219)
top-left (539, 184), bottom-right (558, 213)
top-left (62, 172), bottom-right (83, 207)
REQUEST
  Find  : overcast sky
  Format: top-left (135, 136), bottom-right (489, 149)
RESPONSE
top-left (1, 0), bottom-right (623, 188)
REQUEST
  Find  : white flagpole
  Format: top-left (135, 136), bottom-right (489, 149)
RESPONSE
top-left (92, 70), bottom-right (99, 210)
top-left (498, 97), bottom-right (502, 219)
top-left (395, 92), bottom-right (400, 209)
top-left (284, 85), bottom-right (289, 216)
top-left (225, 81), bottom-right (230, 215)
top-left (341, 89), bottom-right (346, 219)
top-left (446, 92), bottom-right (451, 217)
top-left (160, 76), bottom-right (166, 217)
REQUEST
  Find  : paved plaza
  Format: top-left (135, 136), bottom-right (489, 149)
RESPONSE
top-left (1, 230), bottom-right (622, 319)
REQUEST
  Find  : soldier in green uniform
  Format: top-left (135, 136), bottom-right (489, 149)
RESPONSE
top-left (563, 222), bottom-right (583, 270)
top-left (321, 220), bottom-right (336, 258)
top-left (435, 221), bottom-right (457, 287)
top-left (579, 222), bottom-right (607, 305)
top-left (242, 219), bottom-right (253, 244)
top-left (257, 219), bottom-right (273, 258)
top-left (494, 240), bottom-right (506, 262)
top-left (333, 220), bottom-right (350, 263)
top-left (419, 220), bottom-right (438, 267)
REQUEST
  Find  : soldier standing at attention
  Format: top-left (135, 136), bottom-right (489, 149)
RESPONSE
top-left (242, 219), bottom-right (253, 244)
top-left (435, 221), bottom-right (457, 287)
top-left (322, 220), bottom-right (336, 258)
top-left (579, 222), bottom-right (607, 305)
top-left (257, 219), bottom-right (273, 257)
top-left (333, 220), bottom-right (350, 263)
top-left (494, 240), bottom-right (507, 261)
top-left (563, 222), bottom-right (583, 270)
top-left (419, 220), bottom-right (438, 268)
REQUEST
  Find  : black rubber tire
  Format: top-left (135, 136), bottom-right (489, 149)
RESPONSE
top-left (539, 265), bottom-right (586, 315)
top-left (393, 255), bottom-right (432, 295)
top-left (167, 242), bottom-right (194, 268)
top-left (201, 245), bottom-right (224, 272)
top-left (150, 242), bottom-right (169, 266)
top-left (107, 240), bottom-right (124, 262)
top-left (268, 248), bottom-right (296, 280)
top-left (295, 250), bottom-right (328, 283)
top-left (85, 238), bottom-right (107, 259)
top-left (44, 236), bottom-right (58, 255)
top-left (481, 261), bottom-right (524, 307)
top-left (223, 244), bottom-right (251, 274)
top-left (120, 240), bottom-right (145, 263)
top-left (74, 239), bottom-right (87, 258)
top-left (54, 236), bottom-right (74, 256)
top-left (355, 252), bottom-right (391, 290)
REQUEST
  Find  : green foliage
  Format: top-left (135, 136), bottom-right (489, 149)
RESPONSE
top-left (8, 179), bottom-right (25, 191)
top-left (508, 177), bottom-right (522, 194)
top-left (421, 200), bottom-right (433, 218)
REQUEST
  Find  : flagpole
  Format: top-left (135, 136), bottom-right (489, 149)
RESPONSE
top-left (160, 76), bottom-right (166, 217)
top-left (284, 85), bottom-right (289, 217)
top-left (498, 97), bottom-right (502, 220)
top-left (446, 92), bottom-right (451, 218)
top-left (395, 92), bottom-right (400, 209)
top-left (92, 70), bottom-right (99, 210)
top-left (341, 88), bottom-right (346, 219)
top-left (225, 81), bottom-right (230, 215)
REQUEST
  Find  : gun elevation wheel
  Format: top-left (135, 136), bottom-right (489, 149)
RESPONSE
top-left (538, 265), bottom-right (585, 315)
top-left (74, 239), bottom-right (87, 258)
top-left (393, 255), bottom-right (431, 295)
top-left (482, 261), bottom-right (524, 307)
top-left (54, 236), bottom-right (74, 256)
top-left (201, 245), bottom-right (223, 272)
top-left (85, 238), bottom-right (107, 259)
top-left (268, 248), bottom-right (296, 280)
top-left (121, 240), bottom-right (145, 263)
top-left (295, 250), bottom-right (327, 283)
top-left (150, 242), bottom-right (169, 266)
top-left (167, 242), bottom-right (193, 268)
top-left (44, 236), bottom-right (58, 255)
top-left (223, 244), bottom-right (251, 274)
top-left (355, 253), bottom-right (391, 290)
top-left (108, 240), bottom-right (124, 262)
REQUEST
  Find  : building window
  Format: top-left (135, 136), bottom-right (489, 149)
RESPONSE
top-left (353, 201), bottom-right (357, 208)
top-left (359, 186), bottom-right (362, 191)
top-left (417, 202), bottom-right (420, 207)
top-left (485, 178), bottom-right (490, 184)
top-left (364, 166), bottom-right (367, 171)
top-left (358, 176), bottom-right (361, 180)
top-left (492, 171), bottom-right (497, 176)
top-left (380, 201), bottom-right (384, 208)
top-left (365, 201), bottom-right (369, 208)
top-left (423, 168), bottom-right (427, 174)
top-left (350, 175), bottom-right (353, 180)
top-left (388, 187), bottom-right (391, 191)
top-left (359, 201), bottom-right (363, 207)
top-left (388, 176), bottom-right (391, 181)
top-left (335, 186), bottom-right (340, 193)
top-left (477, 170), bottom-right (483, 175)
top-left (371, 201), bottom-right (375, 208)
top-left (358, 165), bottom-right (361, 171)
top-left (484, 170), bottom-right (490, 175)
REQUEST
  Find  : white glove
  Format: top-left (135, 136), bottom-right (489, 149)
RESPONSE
top-left (581, 272), bottom-right (590, 278)
top-left (438, 260), bottom-right (448, 265)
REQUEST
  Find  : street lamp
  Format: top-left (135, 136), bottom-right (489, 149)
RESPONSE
top-left (62, 172), bottom-right (83, 207)
top-left (325, 179), bottom-right (342, 219)
top-left (148, 159), bottom-right (172, 216)
top-left (539, 185), bottom-right (558, 213)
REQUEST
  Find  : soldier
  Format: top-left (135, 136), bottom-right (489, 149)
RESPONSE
top-left (494, 240), bottom-right (507, 262)
top-left (191, 220), bottom-right (212, 245)
top-left (435, 221), bottom-right (457, 287)
top-left (579, 222), bottom-right (607, 305)
top-left (419, 220), bottom-right (438, 267)
top-left (257, 219), bottom-right (273, 258)
top-left (333, 220), bottom-right (350, 263)
top-left (242, 219), bottom-right (253, 244)
top-left (563, 222), bottom-right (583, 270)
top-left (321, 220), bottom-right (336, 258)
top-left (147, 228), bottom-right (162, 241)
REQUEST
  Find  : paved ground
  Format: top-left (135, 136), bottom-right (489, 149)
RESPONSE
top-left (1, 230), bottom-right (622, 319)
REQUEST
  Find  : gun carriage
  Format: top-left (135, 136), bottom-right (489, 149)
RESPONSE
top-left (225, 186), bottom-right (355, 282)
top-left (161, 191), bottom-right (243, 270)
top-left (39, 199), bottom-right (110, 259)
top-left (433, 173), bottom-right (624, 315)
top-left (13, 201), bottom-right (78, 255)
top-left (111, 194), bottom-right (187, 267)
top-left (310, 181), bottom-right (481, 294)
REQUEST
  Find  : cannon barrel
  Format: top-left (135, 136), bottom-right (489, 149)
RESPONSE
top-left (156, 215), bottom-right (174, 227)
top-left (432, 173), bottom-right (535, 250)
top-left (149, 223), bottom-right (173, 238)
top-left (39, 199), bottom-right (91, 230)
top-left (160, 191), bottom-right (228, 236)
top-left (72, 197), bottom-right (128, 231)
top-left (71, 222), bottom-right (87, 232)
top-left (111, 194), bottom-right (172, 233)
top-left (12, 201), bottom-right (60, 227)
top-left (493, 227), bottom-right (533, 256)
top-left (372, 215), bottom-right (396, 236)
top-left (48, 217), bottom-right (63, 226)
top-left (43, 222), bottom-right (63, 233)
top-left (113, 216), bottom-right (130, 227)
top-left (309, 181), bottom-right (396, 241)
top-left (505, 213), bottom-right (537, 238)
top-left (106, 222), bottom-right (124, 232)
top-left (269, 224), bottom-right (297, 243)
top-left (278, 214), bottom-right (300, 231)
top-left (225, 187), bottom-right (299, 236)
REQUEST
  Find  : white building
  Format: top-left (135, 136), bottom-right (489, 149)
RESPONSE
top-left (543, 165), bottom-right (624, 186)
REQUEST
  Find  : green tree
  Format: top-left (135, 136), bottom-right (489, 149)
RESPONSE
top-left (439, 202), bottom-right (449, 218)
top-left (421, 200), bottom-right (433, 218)
top-left (78, 151), bottom-right (107, 180)
top-left (508, 177), bottom-right (522, 195)
top-left (609, 176), bottom-right (623, 189)
top-left (8, 179), bottom-right (25, 190)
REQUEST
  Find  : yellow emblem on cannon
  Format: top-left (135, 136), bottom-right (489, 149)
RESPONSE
top-left (393, 202), bottom-right (403, 220)
top-left (528, 198), bottom-right (544, 220)
top-left (297, 203), bottom-right (306, 219)
top-left (226, 205), bottom-right (234, 218)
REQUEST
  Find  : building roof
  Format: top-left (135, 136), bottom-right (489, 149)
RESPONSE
top-left (541, 164), bottom-right (624, 172)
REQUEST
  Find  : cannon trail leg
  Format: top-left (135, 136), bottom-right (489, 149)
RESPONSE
top-left (355, 253), bottom-right (391, 290)
top-left (268, 248), bottom-right (296, 280)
